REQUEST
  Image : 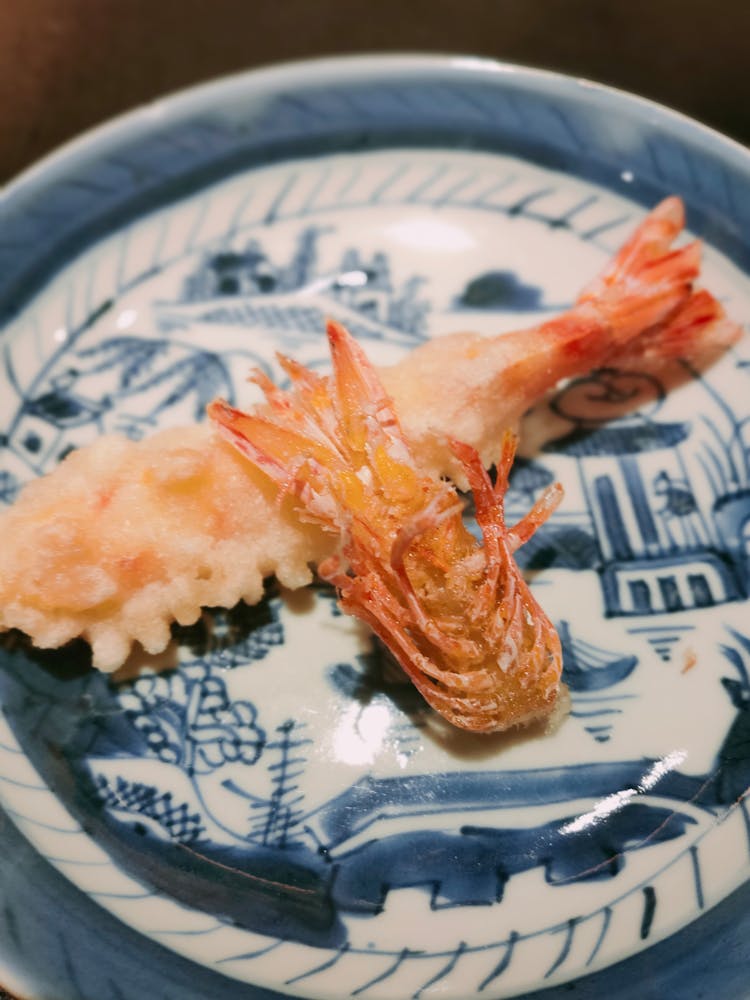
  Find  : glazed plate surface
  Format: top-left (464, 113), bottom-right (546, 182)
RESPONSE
top-left (0, 56), bottom-right (749, 1000)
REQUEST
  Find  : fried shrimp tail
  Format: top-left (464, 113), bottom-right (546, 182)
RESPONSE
top-left (380, 196), bottom-right (741, 481)
top-left (210, 321), bottom-right (564, 732)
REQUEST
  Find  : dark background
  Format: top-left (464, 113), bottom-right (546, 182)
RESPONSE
top-left (0, 2), bottom-right (747, 998)
top-left (1, 0), bottom-right (749, 187)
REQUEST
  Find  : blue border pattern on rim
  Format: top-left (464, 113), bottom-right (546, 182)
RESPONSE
top-left (0, 797), bottom-right (748, 1000)
top-left (0, 55), bottom-right (749, 999)
top-left (2, 54), bottom-right (750, 327)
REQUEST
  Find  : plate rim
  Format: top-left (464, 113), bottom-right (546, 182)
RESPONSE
top-left (4, 51), bottom-right (750, 204)
top-left (1, 50), bottom-right (749, 1000)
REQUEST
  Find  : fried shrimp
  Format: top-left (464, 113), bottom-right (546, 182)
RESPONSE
top-left (211, 322), bottom-right (564, 731)
top-left (378, 197), bottom-right (739, 482)
top-left (0, 198), bottom-right (740, 670)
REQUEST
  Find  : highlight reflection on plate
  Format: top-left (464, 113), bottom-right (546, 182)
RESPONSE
top-left (0, 55), bottom-right (749, 1000)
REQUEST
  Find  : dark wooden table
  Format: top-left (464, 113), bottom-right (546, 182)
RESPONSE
top-left (1, 0), bottom-right (748, 188)
top-left (0, 2), bottom-right (747, 997)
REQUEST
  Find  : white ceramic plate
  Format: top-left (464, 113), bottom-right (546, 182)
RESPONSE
top-left (0, 56), bottom-right (749, 1000)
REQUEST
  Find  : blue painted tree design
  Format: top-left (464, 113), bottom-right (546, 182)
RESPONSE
top-left (240, 719), bottom-right (313, 850)
top-left (71, 336), bottom-right (234, 425)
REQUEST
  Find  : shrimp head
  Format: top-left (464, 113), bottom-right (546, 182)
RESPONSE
top-left (209, 321), bottom-right (564, 732)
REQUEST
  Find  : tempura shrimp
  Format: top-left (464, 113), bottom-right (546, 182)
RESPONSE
top-left (379, 197), bottom-right (739, 482)
top-left (211, 322), bottom-right (564, 731)
top-left (0, 198), bottom-right (740, 670)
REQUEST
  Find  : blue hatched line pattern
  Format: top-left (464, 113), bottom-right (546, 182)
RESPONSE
top-left (0, 738), bottom-right (23, 755)
top-left (63, 176), bottom-right (112, 197)
top-left (581, 213), bottom-right (632, 241)
top-left (263, 172), bottom-right (300, 224)
top-left (277, 93), bottom-right (332, 125)
top-left (285, 942), bottom-right (351, 987)
top-left (433, 172), bottom-right (478, 205)
top-left (149, 923), bottom-right (225, 938)
top-left (718, 160), bottom-right (741, 218)
top-left (477, 931), bottom-right (518, 991)
top-left (473, 172), bottom-right (518, 205)
top-left (31, 313), bottom-right (44, 367)
top-left (548, 104), bottom-right (586, 155)
top-left (627, 625), bottom-right (695, 634)
top-left (406, 162), bottom-right (450, 202)
top-left (570, 708), bottom-right (621, 718)
top-left (90, 889), bottom-right (157, 901)
top-left (336, 162), bottom-right (362, 201)
top-left (301, 165), bottom-right (333, 214)
top-left (414, 941), bottom-right (467, 998)
top-left (227, 184), bottom-right (257, 235)
top-left (585, 906), bottom-right (612, 967)
top-left (351, 947), bottom-right (416, 997)
top-left (150, 212), bottom-right (171, 272)
top-left (0, 772), bottom-right (52, 791)
top-left (640, 886), bottom-right (657, 939)
top-left (63, 278), bottom-right (76, 339)
top-left (369, 162), bottom-right (410, 203)
top-left (44, 856), bottom-right (111, 867)
top-left (185, 195), bottom-right (211, 251)
top-left (103, 152), bottom-right (163, 185)
top-left (544, 919), bottom-right (578, 978)
top-left (3, 807), bottom-right (80, 835)
top-left (690, 845), bottom-right (705, 909)
top-left (214, 940), bottom-right (283, 963)
top-left (506, 185), bottom-right (557, 216)
top-left (439, 84), bottom-right (497, 125)
top-left (556, 193), bottom-right (600, 226)
top-left (113, 225), bottom-right (133, 294)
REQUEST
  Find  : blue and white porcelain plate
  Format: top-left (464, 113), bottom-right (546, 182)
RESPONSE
top-left (0, 56), bottom-right (749, 1000)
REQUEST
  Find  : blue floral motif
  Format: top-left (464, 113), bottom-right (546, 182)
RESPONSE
top-left (119, 664), bottom-right (265, 776)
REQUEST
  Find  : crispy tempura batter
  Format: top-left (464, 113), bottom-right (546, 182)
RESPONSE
top-left (0, 427), bottom-right (334, 669)
top-left (0, 198), bottom-right (741, 670)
